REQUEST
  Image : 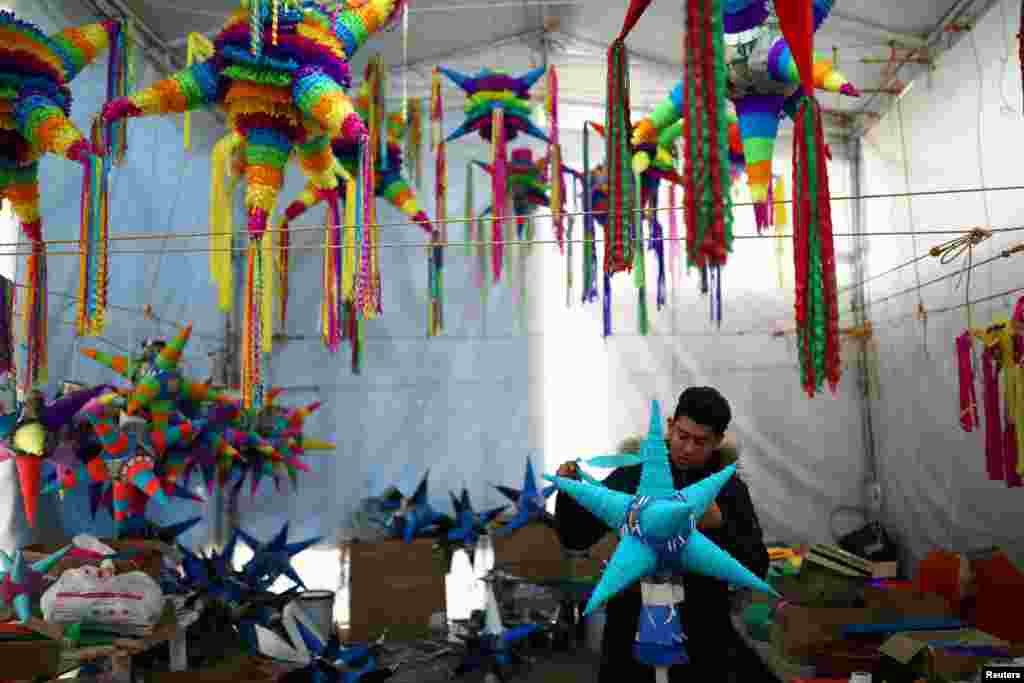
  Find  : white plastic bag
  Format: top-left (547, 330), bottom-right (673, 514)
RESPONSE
top-left (40, 564), bottom-right (164, 635)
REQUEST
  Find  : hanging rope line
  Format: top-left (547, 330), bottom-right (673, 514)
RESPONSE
top-left (5, 225), bottom-right (1024, 258)
top-left (4, 183), bottom-right (1024, 249)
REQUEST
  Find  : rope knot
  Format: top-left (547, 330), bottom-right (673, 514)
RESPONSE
top-left (928, 227), bottom-right (991, 263)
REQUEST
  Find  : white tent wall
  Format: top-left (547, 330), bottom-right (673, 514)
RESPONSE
top-left (859, 1), bottom-right (1024, 569)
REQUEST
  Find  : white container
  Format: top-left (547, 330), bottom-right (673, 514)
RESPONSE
top-left (296, 590), bottom-right (336, 638)
top-left (849, 672), bottom-right (872, 683)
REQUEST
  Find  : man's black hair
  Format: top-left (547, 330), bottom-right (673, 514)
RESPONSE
top-left (673, 386), bottom-right (731, 435)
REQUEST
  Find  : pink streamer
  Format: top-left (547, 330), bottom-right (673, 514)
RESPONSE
top-left (357, 144), bottom-right (374, 314)
top-left (956, 332), bottom-right (978, 432)
top-left (492, 112), bottom-right (507, 282)
top-left (1005, 423), bottom-right (1023, 488)
top-left (981, 346), bottom-right (1004, 481)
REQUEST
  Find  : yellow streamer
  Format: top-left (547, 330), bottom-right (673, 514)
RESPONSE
top-left (209, 133), bottom-right (241, 312)
top-left (342, 169), bottom-right (357, 301)
top-left (261, 231), bottom-right (275, 352)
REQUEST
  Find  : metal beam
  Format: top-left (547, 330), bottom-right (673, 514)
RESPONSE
top-left (386, 29), bottom-right (546, 75)
top-left (852, 0), bottom-right (995, 136)
top-left (88, 0), bottom-right (182, 73)
top-left (830, 10), bottom-right (928, 48)
top-left (552, 31), bottom-right (680, 74)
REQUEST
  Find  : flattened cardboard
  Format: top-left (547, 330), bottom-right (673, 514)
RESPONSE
top-left (774, 605), bottom-right (880, 657)
top-left (878, 628), bottom-right (1013, 681)
top-left (346, 538), bottom-right (445, 641)
top-left (491, 523), bottom-right (567, 582)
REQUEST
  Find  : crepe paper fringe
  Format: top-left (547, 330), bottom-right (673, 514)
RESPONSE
top-left (957, 332), bottom-right (978, 432)
top-left (77, 122), bottom-right (109, 339)
top-left (774, 175), bottom-right (788, 289)
top-left (431, 67), bottom-right (447, 331)
top-left (605, 40), bottom-right (636, 276)
top-left (1012, 298), bottom-right (1024, 480)
top-left (104, 19), bottom-right (132, 165)
top-left (427, 229), bottom-right (444, 337)
top-left (242, 243), bottom-right (259, 408)
top-left (406, 97), bottom-right (423, 189)
top-left (683, 0), bottom-right (733, 293)
top-left (667, 181), bottom-right (680, 288)
top-left (1019, 0), bottom-right (1024, 113)
top-left (792, 97), bottom-right (839, 397)
top-left (342, 168), bottom-right (358, 303)
top-left (465, 161), bottom-right (475, 257)
top-left (650, 215), bottom-right (666, 311)
top-left (602, 0), bottom-right (651, 277)
top-left (477, 215), bottom-right (489, 307)
top-left (491, 108), bottom-right (508, 282)
top-left (602, 270), bottom-right (612, 338)
top-left (581, 122), bottom-right (599, 304)
top-left (22, 237), bottom-right (46, 388)
top-left (982, 344), bottom-right (1004, 481)
top-left (0, 276), bottom-right (13, 379)
top-left (547, 65), bottom-right (565, 251)
top-left (322, 189), bottom-right (343, 352)
top-left (210, 134), bottom-right (241, 313)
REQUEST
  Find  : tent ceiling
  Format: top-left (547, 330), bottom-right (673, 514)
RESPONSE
top-left (118, 0), bottom-right (978, 129)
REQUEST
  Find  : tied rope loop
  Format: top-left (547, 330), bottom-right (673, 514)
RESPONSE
top-left (929, 227), bottom-right (991, 329)
top-left (928, 227), bottom-right (992, 265)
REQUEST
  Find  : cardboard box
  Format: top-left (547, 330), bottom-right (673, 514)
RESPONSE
top-left (565, 533), bottom-right (618, 581)
top-left (0, 639), bottom-right (62, 679)
top-left (877, 628), bottom-right (1016, 682)
top-left (345, 538), bottom-right (445, 641)
top-left (777, 561), bottom-right (864, 606)
top-left (773, 605), bottom-right (880, 657)
top-left (23, 539), bottom-right (166, 580)
top-left (491, 524), bottom-right (567, 582)
top-left (862, 586), bottom-right (952, 619)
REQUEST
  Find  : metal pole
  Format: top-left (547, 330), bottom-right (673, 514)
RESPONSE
top-left (849, 138), bottom-right (880, 513)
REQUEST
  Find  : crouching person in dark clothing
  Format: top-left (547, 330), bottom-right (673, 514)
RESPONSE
top-left (555, 387), bottom-right (780, 683)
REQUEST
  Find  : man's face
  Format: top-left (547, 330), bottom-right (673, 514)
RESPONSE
top-left (666, 415), bottom-right (722, 470)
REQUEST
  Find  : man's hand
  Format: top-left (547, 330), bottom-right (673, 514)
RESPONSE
top-left (555, 461), bottom-right (580, 480)
top-left (697, 502), bottom-right (723, 530)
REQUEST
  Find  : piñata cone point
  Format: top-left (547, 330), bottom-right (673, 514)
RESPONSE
top-left (15, 455), bottom-right (42, 527)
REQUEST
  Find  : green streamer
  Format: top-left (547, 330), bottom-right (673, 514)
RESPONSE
top-left (805, 102), bottom-right (826, 393)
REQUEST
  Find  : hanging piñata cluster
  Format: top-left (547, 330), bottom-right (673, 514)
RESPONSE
top-left (103, 0), bottom-right (403, 404)
top-left (0, 12), bottom-right (130, 388)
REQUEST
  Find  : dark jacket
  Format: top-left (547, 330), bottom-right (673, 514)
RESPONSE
top-left (554, 451), bottom-right (775, 683)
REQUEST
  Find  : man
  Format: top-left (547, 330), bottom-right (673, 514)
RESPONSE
top-left (554, 387), bottom-right (775, 682)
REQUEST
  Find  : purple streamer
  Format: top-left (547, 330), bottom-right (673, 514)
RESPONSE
top-left (982, 347), bottom-right (1003, 481)
top-left (650, 217), bottom-right (666, 309)
top-left (602, 271), bottom-right (612, 338)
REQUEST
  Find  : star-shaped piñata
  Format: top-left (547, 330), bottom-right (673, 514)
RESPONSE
top-left (451, 580), bottom-right (539, 681)
top-left (447, 489), bottom-right (506, 548)
top-left (80, 323), bottom-right (223, 429)
top-left (0, 546), bottom-right (70, 622)
top-left (388, 470), bottom-right (451, 544)
top-left (237, 522), bottom-right (321, 591)
top-left (544, 400), bottom-right (776, 616)
top-left (492, 456), bottom-right (556, 536)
